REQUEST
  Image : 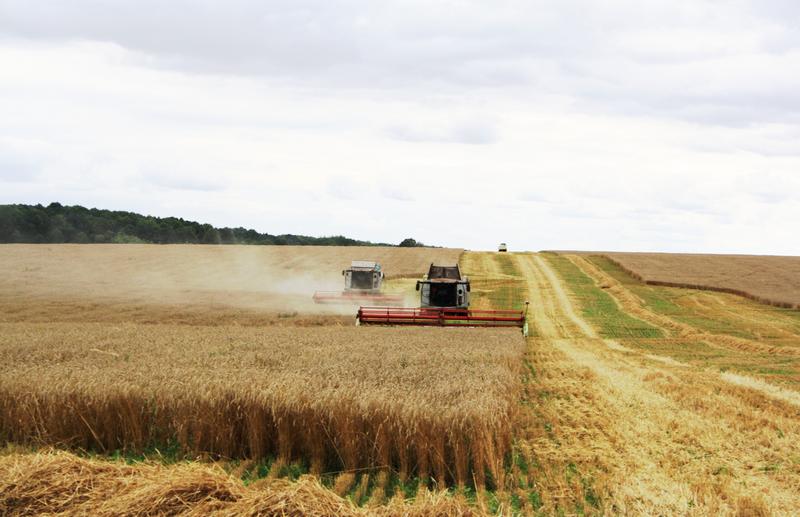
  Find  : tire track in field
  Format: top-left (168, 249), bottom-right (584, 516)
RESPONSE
top-left (568, 254), bottom-right (691, 337)
top-left (515, 253), bottom-right (800, 515)
top-left (533, 255), bottom-right (598, 338)
top-left (568, 253), bottom-right (800, 403)
top-left (569, 254), bottom-right (800, 358)
top-left (517, 254), bottom-right (694, 513)
top-left (460, 252), bottom-right (518, 311)
top-left (686, 291), bottom-right (800, 341)
top-left (513, 254), bottom-right (563, 339)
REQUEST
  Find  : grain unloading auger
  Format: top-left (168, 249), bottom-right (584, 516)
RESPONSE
top-left (357, 264), bottom-right (529, 335)
top-left (313, 260), bottom-right (404, 305)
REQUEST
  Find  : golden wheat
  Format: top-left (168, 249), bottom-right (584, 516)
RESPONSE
top-left (596, 251), bottom-right (800, 309)
top-left (0, 244), bottom-right (463, 311)
top-left (0, 323), bottom-right (524, 487)
top-left (0, 449), bottom-right (483, 516)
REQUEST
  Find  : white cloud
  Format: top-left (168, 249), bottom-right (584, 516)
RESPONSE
top-left (385, 121), bottom-right (497, 145)
top-left (0, 2), bottom-right (799, 253)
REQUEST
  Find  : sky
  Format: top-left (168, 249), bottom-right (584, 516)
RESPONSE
top-left (1, 0), bottom-right (799, 253)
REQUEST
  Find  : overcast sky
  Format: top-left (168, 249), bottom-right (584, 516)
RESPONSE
top-left (1, 1), bottom-right (799, 253)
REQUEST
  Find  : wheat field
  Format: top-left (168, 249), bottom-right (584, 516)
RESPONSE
top-left (0, 449), bottom-right (480, 516)
top-left (596, 251), bottom-right (800, 309)
top-left (4, 245), bottom-right (800, 515)
top-left (0, 323), bottom-right (524, 487)
top-left (0, 244), bottom-right (463, 313)
top-left (0, 244), bottom-right (522, 515)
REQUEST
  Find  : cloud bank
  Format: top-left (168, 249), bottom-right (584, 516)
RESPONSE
top-left (1, 0), bottom-right (799, 253)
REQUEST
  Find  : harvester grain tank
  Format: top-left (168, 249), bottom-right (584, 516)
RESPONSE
top-left (357, 263), bottom-right (528, 333)
top-left (313, 260), bottom-right (403, 305)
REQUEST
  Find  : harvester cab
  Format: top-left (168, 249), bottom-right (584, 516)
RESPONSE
top-left (313, 261), bottom-right (404, 305)
top-left (357, 263), bottom-right (529, 334)
top-left (416, 264), bottom-right (470, 309)
top-left (344, 260), bottom-right (384, 291)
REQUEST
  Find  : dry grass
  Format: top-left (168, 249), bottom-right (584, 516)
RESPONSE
top-left (598, 251), bottom-right (800, 309)
top-left (0, 323), bottom-right (524, 487)
top-left (0, 244), bottom-right (463, 314)
top-left (0, 449), bottom-right (483, 516)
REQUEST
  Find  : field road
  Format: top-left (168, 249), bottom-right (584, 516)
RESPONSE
top-left (463, 252), bottom-right (800, 515)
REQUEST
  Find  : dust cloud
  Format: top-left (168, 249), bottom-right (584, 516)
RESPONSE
top-left (0, 244), bottom-right (459, 315)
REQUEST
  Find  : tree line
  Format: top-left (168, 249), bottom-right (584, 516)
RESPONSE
top-left (0, 203), bottom-right (425, 246)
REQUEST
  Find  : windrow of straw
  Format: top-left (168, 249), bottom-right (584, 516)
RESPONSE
top-left (0, 450), bottom-right (483, 516)
top-left (0, 323), bottom-right (525, 487)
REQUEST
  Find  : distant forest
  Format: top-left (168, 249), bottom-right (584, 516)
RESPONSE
top-left (0, 203), bottom-right (423, 246)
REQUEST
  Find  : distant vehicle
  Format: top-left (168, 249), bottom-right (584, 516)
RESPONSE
top-left (498, 243), bottom-right (508, 252)
top-left (313, 260), bottom-right (403, 305)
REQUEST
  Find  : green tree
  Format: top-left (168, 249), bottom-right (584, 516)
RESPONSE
top-left (399, 238), bottom-right (423, 247)
top-left (200, 225), bottom-right (221, 244)
top-left (0, 206), bottom-right (18, 241)
top-left (219, 228), bottom-right (236, 244)
top-left (0, 203), bottom-right (403, 246)
top-left (46, 227), bottom-right (65, 243)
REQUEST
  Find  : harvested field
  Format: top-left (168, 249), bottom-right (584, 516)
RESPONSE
top-left (598, 251), bottom-right (800, 309)
top-left (0, 323), bottom-right (525, 487)
top-left (0, 244), bottom-right (463, 314)
top-left (523, 252), bottom-right (800, 514)
top-left (0, 450), bottom-right (481, 516)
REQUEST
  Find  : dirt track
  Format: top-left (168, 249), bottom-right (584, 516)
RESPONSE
top-left (493, 252), bottom-right (800, 515)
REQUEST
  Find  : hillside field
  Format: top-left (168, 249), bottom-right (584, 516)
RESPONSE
top-left (597, 251), bottom-right (800, 309)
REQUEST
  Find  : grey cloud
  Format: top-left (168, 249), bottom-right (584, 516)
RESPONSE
top-left (3, 0), bottom-right (800, 128)
top-left (385, 122), bottom-right (496, 145)
top-left (547, 204), bottom-right (618, 221)
top-left (516, 188), bottom-right (570, 205)
top-left (0, 148), bottom-right (40, 183)
top-left (0, 161), bottom-right (36, 182)
top-left (517, 192), bottom-right (552, 203)
top-left (142, 171), bottom-right (225, 192)
top-left (326, 176), bottom-right (365, 201)
top-left (380, 187), bottom-right (414, 202)
top-left (738, 172), bottom-right (800, 204)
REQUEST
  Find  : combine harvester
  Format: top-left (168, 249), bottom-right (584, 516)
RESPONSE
top-left (313, 260), bottom-right (404, 306)
top-left (357, 263), bottom-right (528, 334)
